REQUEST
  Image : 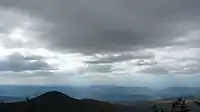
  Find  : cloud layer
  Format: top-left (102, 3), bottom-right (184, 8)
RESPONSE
top-left (4, 0), bottom-right (199, 53)
top-left (0, 0), bottom-right (200, 87)
top-left (0, 53), bottom-right (53, 72)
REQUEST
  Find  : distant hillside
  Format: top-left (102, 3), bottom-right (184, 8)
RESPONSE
top-left (0, 85), bottom-right (157, 102)
top-left (0, 85), bottom-right (200, 103)
top-left (160, 87), bottom-right (200, 100)
top-left (0, 96), bottom-right (25, 102)
top-left (86, 93), bottom-right (153, 102)
top-left (163, 87), bottom-right (200, 95)
top-left (0, 91), bottom-right (148, 112)
top-left (0, 91), bottom-right (200, 112)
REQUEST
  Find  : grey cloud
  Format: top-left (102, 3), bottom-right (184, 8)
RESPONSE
top-left (83, 64), bottom-right (113, 73)
top-left (1, 0), bottom-right (200, 79)
top-left (135, 60), bottom-right (158, 66)
top-left (24, 55), bottom-right (44, 60)
top-left (85, 52), bottom-right (153, 64)
top-left (95, 65), bottom-right (113, 73)
top-left (0, 71), bottom-right (55, 78)
top-left (139, 65), bottom-right (170, 75)
top-left (140, 65), bottom-right (200, 75)
top-left (23, 71), bottom-right (56, 78)
top-left (139, 58), bottom-right (200, 75)
top-left (179, 62), bottom-right (200, 74)
top-left (1, 0), bottom-right (200, 54)
top-left (0, 53), bottom-right (53, 72)
top-left (8, 52), bottom-right (44, 61)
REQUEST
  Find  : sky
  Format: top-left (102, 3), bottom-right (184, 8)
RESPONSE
top-left (0, 0), bottom-right (200, 88)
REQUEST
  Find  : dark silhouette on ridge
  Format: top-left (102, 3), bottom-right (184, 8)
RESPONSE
top-left (194, 101), bottom-right (200, 108)
top-left (170, 98), bottom-right (190, 112)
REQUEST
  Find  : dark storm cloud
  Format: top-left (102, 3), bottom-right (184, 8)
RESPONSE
top-left (0, 53), bottom-right (53, 72)
top-left (1, 0), bottom-right (200, 78)
top-left (1, 0), bottom-right (200, 54)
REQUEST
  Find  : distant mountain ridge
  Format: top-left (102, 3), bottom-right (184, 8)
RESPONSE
top-left (0, 91), bottom-right (148, 112)
top-left (161, 87), bottom-right (200, 99)
top-left (0, 96), bottom-right (25, 102)
top-left (0, 85), bottom-right (200, 103)
top-left (0, 91), bottom-right (200, 112)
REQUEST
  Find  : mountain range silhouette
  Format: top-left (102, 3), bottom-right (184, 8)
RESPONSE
top-left (1, 91), bottom-right (200, 112)
top-left (0, 91), bottom-right (141, 112)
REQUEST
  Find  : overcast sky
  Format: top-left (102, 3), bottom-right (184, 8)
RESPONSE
top-left (0, 0), bottom-right (200, 88)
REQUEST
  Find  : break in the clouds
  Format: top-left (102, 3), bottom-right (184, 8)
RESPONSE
top-left (1, 0), bottom-right (200, 87)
